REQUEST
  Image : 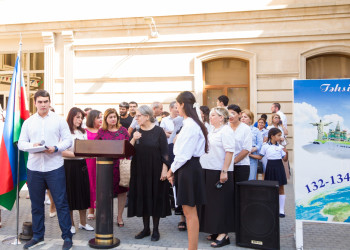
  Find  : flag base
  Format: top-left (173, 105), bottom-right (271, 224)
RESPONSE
top-left (2, 236), bottom-right (22, 245)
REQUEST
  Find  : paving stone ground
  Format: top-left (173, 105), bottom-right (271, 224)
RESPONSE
top-left (0, 174), bottom-right (349, 250)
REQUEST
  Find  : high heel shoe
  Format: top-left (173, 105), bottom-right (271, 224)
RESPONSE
top-left (210, 234), bottom-right (230, 248)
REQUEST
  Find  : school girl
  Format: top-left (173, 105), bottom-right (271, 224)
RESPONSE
top-left (167, 91), bottom-right (208, 250)
top-left (256, 127), bottom-right (288, 217)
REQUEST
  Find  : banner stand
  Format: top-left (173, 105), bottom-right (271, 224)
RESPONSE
top-left (295, 220), bottom-right (303, 250)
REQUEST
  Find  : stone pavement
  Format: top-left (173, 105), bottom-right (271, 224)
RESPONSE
top-left (0, 175), bottom-right (349, 250)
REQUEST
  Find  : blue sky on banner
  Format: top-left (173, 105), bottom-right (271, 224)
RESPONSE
top-left (294, 79), bottom-right (350, 132)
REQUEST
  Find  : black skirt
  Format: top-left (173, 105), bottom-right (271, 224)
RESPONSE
top-left (264, 159), bottom-right (287, 186)
top-left (175, 157), bottom-right (207, 207)
top-left (199, 169), bottom-right (235, 234)
top-left (64, 159), bottom-right (90, 210)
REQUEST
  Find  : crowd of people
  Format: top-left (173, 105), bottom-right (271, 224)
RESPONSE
top-left (1, 89), bottom-right (290, 250)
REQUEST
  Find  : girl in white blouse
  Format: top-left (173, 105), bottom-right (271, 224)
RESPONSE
top-left (256, 128), bottom-right (288, 218)
top-left (199, 107), bottom-right (235, 247)
top-left (167, 91), bottom-right (208, 250)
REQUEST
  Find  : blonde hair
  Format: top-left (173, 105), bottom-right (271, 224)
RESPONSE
top-left (210, 107), bottom-right (229, 123)
top-left (102, 108), bottom-right (121, 130)
top-left (271, 113), bottom-right (281, 125)
top-left (242, 109), bottom-right (254, 124)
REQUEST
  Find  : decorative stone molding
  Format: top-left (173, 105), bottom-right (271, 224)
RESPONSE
top-left (62, 31), bottom-right (75, 117)
top-left (41, 32), bottom-right (55, 103)
top-left (194, 48), bottom-right (257, 115)
top-left (300, 45), bottom-right (350, 79)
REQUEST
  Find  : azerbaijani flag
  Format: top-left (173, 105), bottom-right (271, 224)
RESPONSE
top-left (0, 51), bottom-right (30, 210)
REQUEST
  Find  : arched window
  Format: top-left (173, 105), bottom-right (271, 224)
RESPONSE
top-left (203, 58), bottom-right (249, 109)
top-left (306, 54), bottom-right (350, 79)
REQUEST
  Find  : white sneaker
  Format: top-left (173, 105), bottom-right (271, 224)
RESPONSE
top-left (79, 223), bottom-right (94, 231)
top-left (70, 226), bottom-right (76, 234)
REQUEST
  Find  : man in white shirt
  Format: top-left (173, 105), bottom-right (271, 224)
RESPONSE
top-left (271, 102), bottom-right (287, 129)
top-left (128, 101), bottom-right (163, 135)
top-left (18, 90), bottom-right (73, 250)
top-left (160, 101), bottom-right (178, 143)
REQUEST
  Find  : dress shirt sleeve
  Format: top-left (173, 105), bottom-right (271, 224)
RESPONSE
top-left (18, 119), bottom-right (33, 150)
top-left (130, 118), bottom-right (137, 129)
top-left (280, 146), bottom-right (286, 158)
top-left (222, 126), bottom-right (235, 153)
top-left (57, 119), bottom-right (73, 152)
top-left (242, 126), bottom-right (252, 152)
top-left (255, 129), bottom-right (263, 152)
top-left (158, 128), bottom-right (170, 168)
top-left (170, 124), bottom-right (200, 173)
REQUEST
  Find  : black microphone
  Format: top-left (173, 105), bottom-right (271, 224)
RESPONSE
top-left (136, 127), bottom-right (140, 144)
top-left (39, 140), bottom-right (45, 146)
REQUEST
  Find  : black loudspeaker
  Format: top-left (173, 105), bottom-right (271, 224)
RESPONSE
top-left (236, 180), bottom-right (280, 250)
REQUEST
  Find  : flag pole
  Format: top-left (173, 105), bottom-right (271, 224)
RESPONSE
top-left (14, 33), bottom-right (23, 245)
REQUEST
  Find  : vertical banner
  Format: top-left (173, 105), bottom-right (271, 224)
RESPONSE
top-left (294, 79), bottom-right (350, 224)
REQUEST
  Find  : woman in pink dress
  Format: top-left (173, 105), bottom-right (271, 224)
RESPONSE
top-left (95, 108), bottom-right (129, 227)
top-left (85, 110), bottom-right (103, 220)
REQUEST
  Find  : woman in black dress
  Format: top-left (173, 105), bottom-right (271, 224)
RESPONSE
top-left (62, 107), bottom-right (94, 234)
top-left (128, 105), bottom-right (171, 242)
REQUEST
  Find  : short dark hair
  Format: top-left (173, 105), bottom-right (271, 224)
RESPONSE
top-left (227, 104), bottom-right (241, 114)
top-left (34, 90), bottom-right (50, 102)
top-left (66, 107), bottom-right (85, 134)
top-left (273, 103), bottom-right (281, 110)
top-left (218, 95), bottom-right (229, 106)
top-left (84, 107), bottom-right (92, 112)
top-left (119, 102), bottom-right (129, 109)
top-left (86, 110), bottom-right (101, 128)
top-left (129, 101), bottom-right (138, 107)
top-left (261, 114), bottom-right (267, 120)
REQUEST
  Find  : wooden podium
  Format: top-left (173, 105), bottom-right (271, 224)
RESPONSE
top-left (75, 140), bottom-right (135, 249)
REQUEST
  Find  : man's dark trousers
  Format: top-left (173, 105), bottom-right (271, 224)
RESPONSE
top-left (27, 166), bottom-right (72, 240)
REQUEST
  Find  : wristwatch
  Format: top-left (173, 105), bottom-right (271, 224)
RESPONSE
top-left (54, 146), bottom-right (58, 152)
top-left (221, 169), bottom-right (227, 173)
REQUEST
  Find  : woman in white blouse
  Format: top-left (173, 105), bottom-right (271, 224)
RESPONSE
top-left (199, 107), bottom-right (234, 248)
top-left (62, 107), bottom-right (94, 234)
top-left (228, 104), bottom-right (252, 184)
top-left (167, 91), bottom-right (208, 250)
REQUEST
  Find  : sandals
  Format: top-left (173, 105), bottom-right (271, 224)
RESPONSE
top-left (117, 216), bottom-right (124, 227)
top-left (177, 221), bottom-right (187, 231)
top-left (211, 234), bottom-right (230, 248)
top-left (206, 234), bottom-right (218, 241)
top-left (87, 214), bottom-right (95, 220)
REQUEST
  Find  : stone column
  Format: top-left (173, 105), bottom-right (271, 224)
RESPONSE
top-left (62, 31), bottom-right (74, 117)
top-left (42, 32), bottom-right (55, 103)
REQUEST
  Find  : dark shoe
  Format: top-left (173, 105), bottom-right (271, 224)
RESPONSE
top-left (135, 229), bottom-right (151, 239)
top-left (178, 221), bottom-right (187, 231)
top-left (279, 213), bottom-right (286, 218)
top-left (151, 230), bottom-right (160, 241)
top-left (211, 235), bottom-right (230, 248)
top-left (23, 238), bottom-right (44, 249)
top-left (206, 234), bottom-right (218, 241)
top-left (62, 238), bottom-right (73, 250)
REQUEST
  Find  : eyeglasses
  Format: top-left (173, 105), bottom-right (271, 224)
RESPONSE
top-left (135, 114), bottom-right (144, 118)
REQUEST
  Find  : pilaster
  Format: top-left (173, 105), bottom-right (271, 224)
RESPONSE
top-left (42, 32), bottom-right (55, 103)
top-left (62, 30), bottom-right (75, 117)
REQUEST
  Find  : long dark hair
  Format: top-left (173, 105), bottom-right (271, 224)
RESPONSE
top-left (176, 91), bottom-right (209, 153)
top-left (66, 107), bottom-right (85, 134)
top-left (86, 110), bottom-right (101, 128)
top-left (200, 106), bottom-right (210, 123)
top-left (267, 127), bottom-right (282, 143)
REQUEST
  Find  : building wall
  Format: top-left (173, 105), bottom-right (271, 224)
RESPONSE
top-left (1, 2), bottom-right (350, 162)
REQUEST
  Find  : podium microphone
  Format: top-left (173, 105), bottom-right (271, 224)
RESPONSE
top-left (39, 140), bottom-right (45, 146)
